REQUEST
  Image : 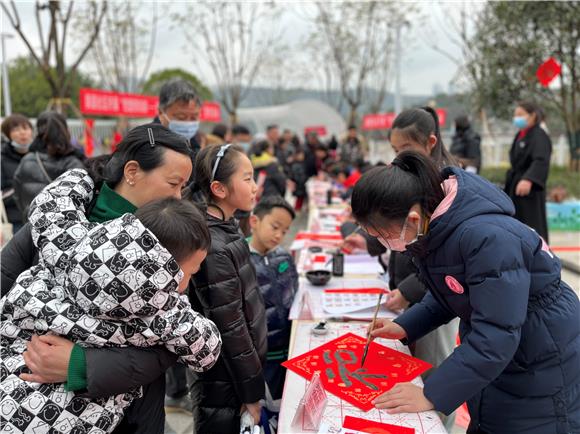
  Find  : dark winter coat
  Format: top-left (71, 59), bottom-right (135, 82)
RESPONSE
top-left (290, 161), bottom-right (307, 197)
top-left (254, 158), bottom-right (287, 199)
top-left (505, 124), bottom-right (552, 241)
top-left (394, 167), bottom-right (580, 434)
top-left (189, 214), bottom-right (268, 434)
top-left (450, 126), bottom-right (482, 172)
top-left (388, 252), bottom-right (427, 305)
top-left (13, 151), bottom-right (85, 221)
top-left (0, 140), bottom-right (27, 224)
top-left (249, 245), bottom-right (298, 352)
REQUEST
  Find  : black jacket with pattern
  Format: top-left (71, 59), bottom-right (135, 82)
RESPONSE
top-left (189, 213), bottom-right (267, 434)
top-left (0, 169), bottom-right (222, 434)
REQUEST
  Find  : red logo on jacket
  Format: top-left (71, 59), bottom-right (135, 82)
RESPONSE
top-left (445, 275), bottom-right (464, 294)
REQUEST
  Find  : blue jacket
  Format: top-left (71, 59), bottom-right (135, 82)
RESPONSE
top-left (249, 245), bottom-right (299, 354)
top-left (394, 167), bottom-right (580, 434)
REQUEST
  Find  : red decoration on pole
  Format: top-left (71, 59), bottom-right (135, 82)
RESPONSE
top-left (84, 119), bottom-right (95, 157)
top-left (537, 57), bottom-right (562, 87)
top-left (435, 108), bottom-right (447, 126)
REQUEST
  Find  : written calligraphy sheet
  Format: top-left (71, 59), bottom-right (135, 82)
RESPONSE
top-left (278, 322), bottom-right (448, 433)
top-left (283, 333), bottom-right (431, 411)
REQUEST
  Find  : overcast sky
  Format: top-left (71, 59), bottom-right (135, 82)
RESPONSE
top-left (1, 1), bottom-right (484, 97)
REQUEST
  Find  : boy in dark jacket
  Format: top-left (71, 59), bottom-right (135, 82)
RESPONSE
top-left (248, 196), bottom-right (299, 400)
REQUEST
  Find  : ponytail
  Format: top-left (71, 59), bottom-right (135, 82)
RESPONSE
top-left (351, 151), bottom-right (444, 229)
top-left (392, 107), bottom-right (457, 169)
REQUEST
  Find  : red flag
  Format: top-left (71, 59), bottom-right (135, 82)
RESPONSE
top-left (537, 57), bottom-right (561, 87)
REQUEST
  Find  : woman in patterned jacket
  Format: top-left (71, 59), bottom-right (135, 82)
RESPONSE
top-left (0, 166), bottom-right (221, 433)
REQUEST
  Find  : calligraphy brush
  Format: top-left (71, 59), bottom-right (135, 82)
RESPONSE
top-left (361, 292), bottom-right (383, 368)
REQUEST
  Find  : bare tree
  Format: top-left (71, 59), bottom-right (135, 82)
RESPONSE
top-left (307, 1), bottom-right (399, 125)
top-left (420, 2), bottom-right (492, 134)
top-left (1, 0), bottom-right (107, 113)
top-left (174, 2), bottom-right (284, 124)
top-left (73, 1), bottom-right (158, 93)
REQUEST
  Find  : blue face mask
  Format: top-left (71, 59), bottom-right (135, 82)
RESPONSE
top-left (163, 113), bottom-right (199, 139)
top-left (10, 140), bottom-right (32, 152)
top-left (513, 116), bottom-right (528, 130)
top-left (239, 142), bottom-right (251, 153)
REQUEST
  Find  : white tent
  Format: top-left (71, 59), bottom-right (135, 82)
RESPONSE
top-left (237, 99), bottom-right (346, 140)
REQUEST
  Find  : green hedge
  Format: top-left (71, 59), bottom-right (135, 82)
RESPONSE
top-left (480, 166), bottom-right (580, 199)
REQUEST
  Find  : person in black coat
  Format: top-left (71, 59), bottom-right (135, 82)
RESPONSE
top-left (188, 143), bottom-right (267, 433)
top-left (450, 115), bottom-right (481, 173)
top-left (13, 111), bottom-right (85, 221)
top-left (251, 140), bottom-right (287, 199)
top-left (505, 101), bottom-right (552, 242)
top-left (1, 114), bottom-right (34, 233)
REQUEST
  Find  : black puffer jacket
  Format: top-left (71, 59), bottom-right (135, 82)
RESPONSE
top-left (1, 140), bottom-right (27, 224)
top-left (13, 151), bottom-right (85, 220)
top-left (249, 245), bottom-right (298, 352)
top-left (189, 213), bottom-right (267, 434)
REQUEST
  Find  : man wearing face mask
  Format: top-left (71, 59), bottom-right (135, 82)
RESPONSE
top-left (232, 124), bottom-right (253, 154)
top-left (156, 78), bottom-right (202, 173)
top-left (1, 114), bottom-right (34, 234)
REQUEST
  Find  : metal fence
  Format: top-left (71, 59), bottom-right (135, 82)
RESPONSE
top-left (369, 132), bottom-right (571, 168)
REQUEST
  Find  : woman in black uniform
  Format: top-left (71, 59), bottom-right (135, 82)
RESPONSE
top-left (505, 101), bottom-right (552, 241)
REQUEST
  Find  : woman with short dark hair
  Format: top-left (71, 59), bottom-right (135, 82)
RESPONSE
top-left (13, 111), bottom-right (85, 220)
top-left (505, 101), bottom-right (552, 241)
top-left (1, 113), bottom-right (34, 232)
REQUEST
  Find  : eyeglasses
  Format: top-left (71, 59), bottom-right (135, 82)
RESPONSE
top-left (210, 143), bottom-right (232, 182)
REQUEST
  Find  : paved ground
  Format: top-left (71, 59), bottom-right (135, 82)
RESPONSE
top-left (166, 223), bottom-right (579, 434)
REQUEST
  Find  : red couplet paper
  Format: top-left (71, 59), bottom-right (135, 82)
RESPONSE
top-left (343, 416), bottom-right (415, 434)
top-left (283, 333), bottom-right (431, 411)
top-left (295, 232), bottom-right (343, 241)
top-left (537, 57), bottom-right (562, 87)
top-left (324, 288), bottom-right (389, 294)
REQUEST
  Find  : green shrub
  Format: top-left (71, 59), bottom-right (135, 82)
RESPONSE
top-left (480, 166), bottom-right (580, 199)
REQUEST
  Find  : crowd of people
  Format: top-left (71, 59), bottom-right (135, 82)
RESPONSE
top-left (0, 77), bottom-right (578, 434)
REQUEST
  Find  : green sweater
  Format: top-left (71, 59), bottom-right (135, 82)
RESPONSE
top-left (66, 183), bottom-right (137, 391)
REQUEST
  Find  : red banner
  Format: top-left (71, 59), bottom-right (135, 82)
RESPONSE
top-left (362, 109), bottom-right (447, 130)
top-left (80, 88), bottom-right (158, 118)
top-left (200, 101), bottom-right (221, 122)
top-left (79, 88), bottom-right (221, 121)
top-left (304, 125), bottom-right (328, 136)
top-left (361, 113), bottom-right (396, 130)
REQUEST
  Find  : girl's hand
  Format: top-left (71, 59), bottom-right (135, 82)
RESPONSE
top-left (241, 401), bottom-right (262, 424)
top-left (367, 318), bottom-right (407, 340)
top-left (385, 289), bottom-right (410, 311)
top-left (515, 179), bottom-right (532, 196)
top-left (341, 233), bottom-right (367, 253)
top-left (372, 383), bottom-right (434, 413)
top-left (20, 335), bottom-right (73, 383)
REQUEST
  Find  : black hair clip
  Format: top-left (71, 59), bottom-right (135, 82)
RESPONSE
top-left (147, 128), bottom-right (156, 148)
